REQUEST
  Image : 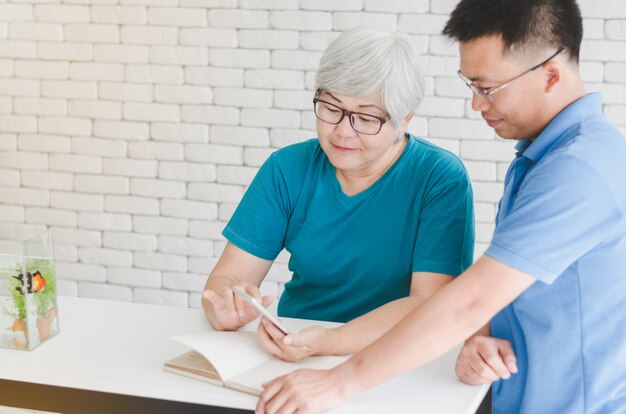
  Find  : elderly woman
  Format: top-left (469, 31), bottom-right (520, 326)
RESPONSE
top-left (202, 28), bottom-right (474, 353)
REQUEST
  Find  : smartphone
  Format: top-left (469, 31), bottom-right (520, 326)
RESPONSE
top-left (232, 286), bottom-right (290, 334)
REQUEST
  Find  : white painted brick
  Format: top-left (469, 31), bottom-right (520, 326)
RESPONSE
top-left (365, 0), bottom-right (428, 13)
top-left (580, 61), bottom-right (604, 83)
top-left (126, 64), bottom-right (184, 84)
top-left (78, 211), bottom-right (132, 231)
top-left (0, 223), bottom-right (47, 241)
top-left (57, 279), bottom-right (78, 296)
top-left (121, 25), bottom-right (178, 45)
top-left (72, 137), bottom-right (127, 158)
top-left (64, 24), bottom-right (120, 43)
top-left (79, 282), bottom-right (133, 302)
top-left (130, 178), bottom-right (186, 198)
top-left (583, 19), bottom-right (605, 40)
top-left (464, 161), bottom-right (497, 182)
top-left (56, 262), bottom-right (106, 282)
top-left (69, 100), bottom-right (123, 120)
top-left (51, 191), bottom-right (103, 212)
top-left (13, 98), bottom-right (67, 116)
top-left (265, 262), bottom-right (291, 283)
top-left (429, 118), bottom-right (494, 140)
top-left (99, 82), bottom-right (153, 103)
top-left (180, 28), bottom-right (238, 47)
top-left (579, 0), bottom-right (626, 18)
top-left (0, 4), bottom-right (34, 21)
top-left (91, 5), bottom-right (148, 24)
top-left (475, 202), bottom-right (495, 223)
top-left (213, 87), bottom-right (272, 108)
top-left (151, 123), bottom-right (209, 143)
top-left (0, 96), bottom-right (11, 113)
top-left (301, 110), bottom-right (315, 130)
top-left (158, 235), bottom-right (213, 256)
top-left (0, 59), bottom-right (13, 78)
top-left (244, 147), bottom-right (274, 167)
top-left (239, 30), bottom-right (299, 50)
top-left (496, 163), bottom-right (509, 182)
top-left (0, 114), bottom-right (37, 132)
top-left (208, 9), bottom-right (268, 29)
top-left (245, 69), bottom-right (305, 89)
top-left (18, 134), bottom-right (71, 153)
top-left (94, 44), bottom-right (149, 64)
top-left (42, 80), bottom-right (97, 100)
top-left (133, 215), bottom-right (188, 236)
top-left (103, 231), bottom-right (158, 252)
top-left (430, 35), bottom-right (459, 56)
top-left (0, 205), bottom-right (24, 222)
top-left (0, 186), bottom-right (48, 207)
top-left (271, 11), bottom-right (332, 31)
top-left (188, 219), bottom-right (227, 239)
top-left (274, 90), bottom-right (312, 109)
top-left (461, 140), bottom-right (517, 162)
top-left (240, 0), bottom-right (298, 9)
top-left (333, 12), bottom-right (397, 31)
top-left (269, 128), bottom-right (316, 147)
top-left (38, 42), bottom-right (92, 61)
top-left (25, 207), bottom-right (77, 227)
top-left (187, 182), bottom-right (243, 203)
top-left (180, 0), bottom-right (236, 7)
top-left (39, 116), bottom-right (92, 136)
top-left (188, 256), bottom-right (218, 275)
top-left (0, 168), bottom-right (19, 187)
top-left (605, 63), bottom-right (626, 82)
top-left (128, 141), bottom-right (185, 161)
top-left (34, 5), bottom-right (90, 23)
top-left (103, 158), bottom-right (158, 178)
top-left (181, 105), bottom-right (240, 125)
top-left (186, 67), bottom-right (245, 88)
top-left (430, 0), bottom-right (459, 14)
top-left (472, 181), bottom-right (506, 203)
top-left (122, 0), bottom-right (177, 4)
top-left (210, 125), bottom-right (269, 146)
top-left (134, 251), bottom-right (187, 271)
top-left (104, 195), bottom-right (160, 215)
top-left (163, 271), bottom-right (206, 292)
top-left (50, 227), bottom-right (101, 247)
top-left (299, 31), bottom-right (339, 51)
top-left (150, 45), bottom-right (208, 65)
top-left (209, 48), bottom-right (270, 69)
top-left (424, 137), bottom-right (459, 155)
top-left (0, 40), bottom-right (37, 59)
top-left (301, 0), bottom-right (363, 11)
top-left (123, 102), bottom-right (180, 122)
top-left (74, 174), bottom-right (129, 195)
top-left (606, 20), bottom-right (626, 40)
top-left (271, 50), bottom-right (322, 70)
top-left (161, 199), bottom-right (218, 220)
top-left (158, 161), bottom-right (217, 182)
top-left (148, 7), bottom-right (207, 27)
top-left (606, 104), bottom-right (626, 126)
top-left (474, 243), bottom-right (489, 261)
top-left (435, 76), bottom-right (471, 98)
top-left (155, 84), bottom-right (213, 104)
top-left (416, 97), bottom-right (465, 117)
top-left (185, 143), bottom-right (243, 165)
top-left (218, 203), bottom-right (237, 221)
top-left (9, 22), bottom-right (63, 41)
top-left (580, 40), bottom-right (626, 62)
top-left (476, 222), bottom-right (495, 243)
top-left (134, 288), bottom-right (188, 306)
top-left (0, 79), bottom-right (39, 97)
top-left (0, 151), bottom-right (47, 169)
top-left (421, 55), bottom-right (459, 77)
top-left (216, 165), bottom-right (258, 186)
top-left (0, 134), bottom-right (17, 150)
top-left (241, 108), bottom-right (300, 128)
top-left (107, 266), bottom-right (161, 287)
top-left (54, 244), bottom-right (79, 261)
top-left (0, 23), bottom-right (5, 39)
top-left (93, 120), bottom-right (150, 141)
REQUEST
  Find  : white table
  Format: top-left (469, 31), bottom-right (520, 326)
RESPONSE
top-left (0, 296), bottom-right (489, 413)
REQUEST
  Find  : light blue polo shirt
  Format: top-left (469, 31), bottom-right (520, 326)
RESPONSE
top-left (486, 93), bottom-right (626, 413)
top-left (224, 135), bottom-right (475, 323)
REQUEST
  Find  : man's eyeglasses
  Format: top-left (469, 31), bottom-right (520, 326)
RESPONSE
top-left (312, 98), bottom-right (391, 135)
top-left (457, 48), bottom-right (564, 102)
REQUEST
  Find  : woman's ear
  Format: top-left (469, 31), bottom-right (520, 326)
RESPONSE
top-left (397, 112), bottom-right (414, 133)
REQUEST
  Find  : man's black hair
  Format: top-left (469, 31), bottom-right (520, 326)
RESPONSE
top-left (442, 0), bottom-right (583, 62)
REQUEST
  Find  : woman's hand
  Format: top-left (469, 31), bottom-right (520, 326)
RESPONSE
top-left (455, 335), bottom-right (518, 385)
top-left (257, 318), bottom-right (328, 362)
top-left (203, 284), bottom-right (273, 331)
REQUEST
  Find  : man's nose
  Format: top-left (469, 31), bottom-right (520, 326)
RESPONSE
top-left (471, 92), bottom-right (491, 112)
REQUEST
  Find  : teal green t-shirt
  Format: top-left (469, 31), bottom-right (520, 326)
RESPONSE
top-left (223, 135), bottom-right (474, 323)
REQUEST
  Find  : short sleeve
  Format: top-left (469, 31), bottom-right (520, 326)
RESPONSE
top-left (486, 154), bottom-right (622, 284)
top-left (222, 154), bottom-right (290, 261)
top-left (412, 158), bottom-right (475, 276)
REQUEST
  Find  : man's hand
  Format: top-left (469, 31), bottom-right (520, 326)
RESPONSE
top-left (257, 318), bottom-right (328, 362)
top-left (455, 335), bottom-right (518, 385)
top-left (203, 284), bottom-right (273, 331)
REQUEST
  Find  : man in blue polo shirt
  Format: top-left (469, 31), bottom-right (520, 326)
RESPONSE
top-left (255, 1), bottom-right (626, 413)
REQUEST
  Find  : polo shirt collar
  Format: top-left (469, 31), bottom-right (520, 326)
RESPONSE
top-left (515, 92), bottom-right (603, 161)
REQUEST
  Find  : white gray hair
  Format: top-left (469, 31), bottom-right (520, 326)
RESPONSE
top-left (315, 28), bottom-right (425, 129)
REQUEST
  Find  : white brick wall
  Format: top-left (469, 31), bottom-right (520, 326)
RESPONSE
top-left (0, 1), bottom-right (624, 309)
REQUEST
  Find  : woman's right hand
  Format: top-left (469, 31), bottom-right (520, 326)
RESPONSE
top-left (203, 284), bottom-right (273, 331)
top-left (257, 317), bottom-right (329, 362)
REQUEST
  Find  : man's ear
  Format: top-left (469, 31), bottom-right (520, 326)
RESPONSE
top-left (543, 61), bottom-right (561, 93)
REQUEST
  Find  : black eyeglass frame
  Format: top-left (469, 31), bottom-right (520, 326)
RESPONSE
top-left (457, 48), bottom-right (565, 102)
top-left (312, 91), bottom-right (391, 136)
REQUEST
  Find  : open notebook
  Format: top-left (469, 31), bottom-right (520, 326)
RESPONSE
top-left (165, 331), bottom-right (348, 396)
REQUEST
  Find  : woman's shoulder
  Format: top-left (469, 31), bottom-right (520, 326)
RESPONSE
top-left (405, 134), bottom-right (468, 178)
top-left (264, 138), bottom-right (325, 182)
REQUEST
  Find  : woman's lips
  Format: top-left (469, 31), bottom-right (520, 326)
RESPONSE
top-left (332, 143), bottom-right (356, 152)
